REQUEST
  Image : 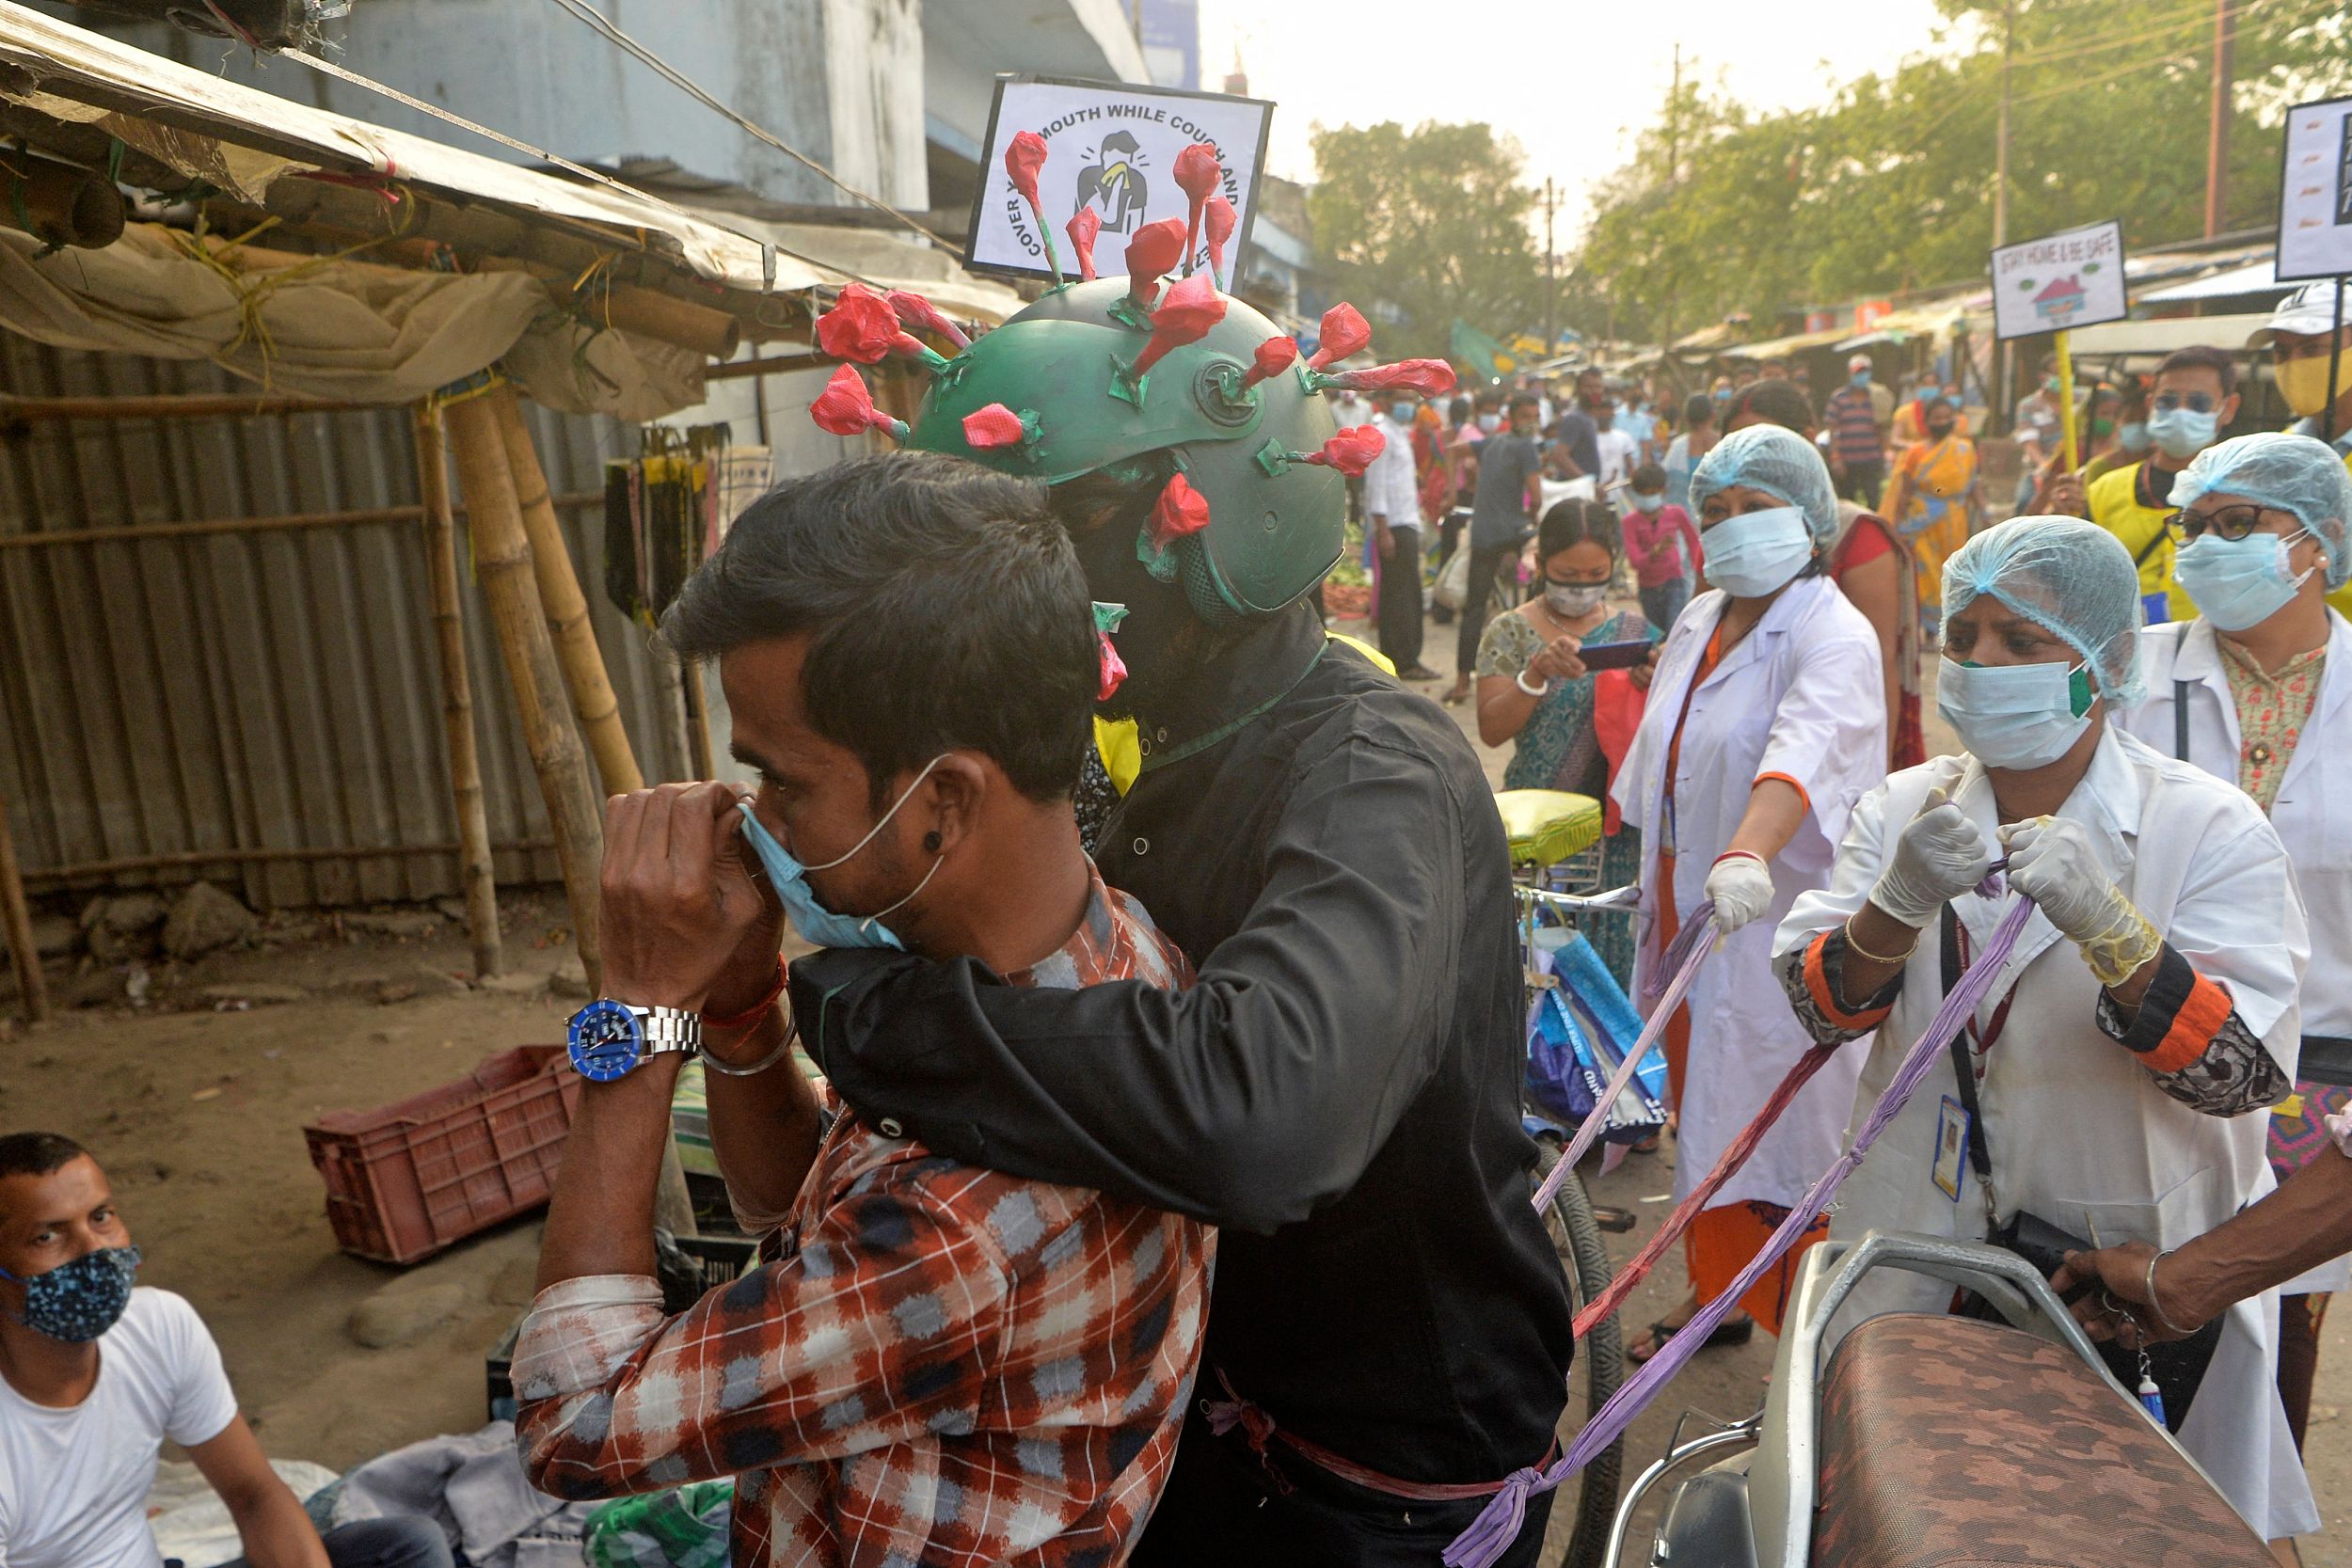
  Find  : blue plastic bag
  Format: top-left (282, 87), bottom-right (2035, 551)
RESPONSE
top-left (1523, 934), bottom-right (1668, 1144)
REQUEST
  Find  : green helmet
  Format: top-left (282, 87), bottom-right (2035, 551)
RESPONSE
top-left (904, 278), bottom-right (1343, 622)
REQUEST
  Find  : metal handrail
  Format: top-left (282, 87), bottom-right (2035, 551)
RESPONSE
top-left (1600, 1418), bottom-right (1762, 1568)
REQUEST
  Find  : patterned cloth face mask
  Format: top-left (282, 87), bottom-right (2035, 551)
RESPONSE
top-left (0, 1244), bottom-right (141, 1342)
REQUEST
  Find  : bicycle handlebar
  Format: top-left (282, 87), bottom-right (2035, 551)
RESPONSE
top-left (1517, 883), bottom-right (1641, 915)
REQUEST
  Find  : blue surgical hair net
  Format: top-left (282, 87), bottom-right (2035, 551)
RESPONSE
top-left (1944, 515), bottom-right (2146, 705)
top-left (2167, 432), bottom-right (2352, 591)
top-left (1687, 424), bottom-right (1840, 548)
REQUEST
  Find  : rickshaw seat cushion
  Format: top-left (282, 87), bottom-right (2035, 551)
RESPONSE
top-left (1494, 789), bottom-right (1602, 867)
top-left (1813, 1313), bottom-right (2274, 1568)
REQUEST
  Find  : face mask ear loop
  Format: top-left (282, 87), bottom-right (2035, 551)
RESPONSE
top-left (859, 847), bottom-right (946, 938)
top-left (800, 753), bottom-right (949, 873)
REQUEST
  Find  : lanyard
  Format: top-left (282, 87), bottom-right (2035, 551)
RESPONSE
top-left (1951, 918), bottom-right (2020, 1061)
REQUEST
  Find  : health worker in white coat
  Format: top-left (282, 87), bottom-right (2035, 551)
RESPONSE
top-left (1773, 515), bottom-right (2315, 1548)
top-left (2119, 431), bottom-right (2352, 1462)
top-left (1613, 423), bottom-right (1886, 1364)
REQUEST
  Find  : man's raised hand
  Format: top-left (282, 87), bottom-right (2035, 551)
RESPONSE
top-left (598, 783), bottom-right (784, 1014)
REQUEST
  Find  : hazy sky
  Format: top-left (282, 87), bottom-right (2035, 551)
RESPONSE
top-left (1192, 0), bottom-right (1967, 244)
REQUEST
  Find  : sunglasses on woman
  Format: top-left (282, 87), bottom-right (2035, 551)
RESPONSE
top-left (2164, 504), bottom-right (2280, 543)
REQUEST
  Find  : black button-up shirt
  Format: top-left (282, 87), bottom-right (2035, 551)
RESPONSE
top-left (792, 602), bottom-right (1574, 1491)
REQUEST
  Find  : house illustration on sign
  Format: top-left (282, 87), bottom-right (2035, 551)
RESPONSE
top-left (2033, 274), bottom-right (2087, 324)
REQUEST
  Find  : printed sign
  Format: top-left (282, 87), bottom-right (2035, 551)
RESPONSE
top-left (2278, 96), bottom-right (2352, 282)
top-left (1989, 221), bottom-right (2128, 341)
top-left (966, 74), bottom-right (1273, 283)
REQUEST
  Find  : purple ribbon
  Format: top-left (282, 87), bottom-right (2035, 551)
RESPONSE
top-left (1534, 902), bottom-right (1719, 1213)
top-left (1450, 893), bottom-right (2039, 1568)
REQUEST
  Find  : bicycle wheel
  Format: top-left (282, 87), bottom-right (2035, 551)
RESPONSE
top-left (1534, 1142), bottom-right (1625, 1568)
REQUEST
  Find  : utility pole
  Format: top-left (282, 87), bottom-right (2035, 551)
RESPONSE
top-left (1544, 177), bottom-right (1557, 357)
top-left (2203, 0), bottom-right (2237, 236)
top-left (1661, 42), bottom-right (1681, 372)
top-left (1994, 0), bottom-right (2014, 421)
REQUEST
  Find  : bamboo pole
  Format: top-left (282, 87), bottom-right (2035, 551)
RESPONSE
top-left (0, 493), bottom-right (599, 549)
top-left (0, 784), bottom-right (48, 1023)
top-left (488, 386), bottom-right (644, 798)
top-left (442, 392), bottom-right (605, 992)
top-left (681, 661), bottom-right (716, 780)
top-left (414, 404), bottom-right (504, 981)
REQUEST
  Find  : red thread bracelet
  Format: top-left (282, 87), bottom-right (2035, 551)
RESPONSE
top-left (1712, 850), bottom-right (1766, 868)
top-left (705, 955), bottom-right (787, 1033)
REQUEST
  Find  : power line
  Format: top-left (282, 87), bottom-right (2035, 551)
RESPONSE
top-left (281, 47), bottom-right (879, 290)
top-left (536, 0), bottom-right (952, 250)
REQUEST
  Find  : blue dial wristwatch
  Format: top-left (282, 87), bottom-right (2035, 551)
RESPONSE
top-left (565, 998), bottom-right (702, 1082)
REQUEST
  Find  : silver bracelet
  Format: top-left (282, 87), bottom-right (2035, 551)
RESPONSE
top-left (1515, 669), bottom-right (1549, 698)
top-left (2143, 1246), bottom-right (2191, 1336)
top-left (700, 1016), bottom-right (797, 1078)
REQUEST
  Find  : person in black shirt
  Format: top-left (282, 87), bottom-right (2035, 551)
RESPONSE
top-left (784, 272), bottom-right (1576, 1565)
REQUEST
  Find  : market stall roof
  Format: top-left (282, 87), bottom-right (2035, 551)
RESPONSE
top-left (2139, 260), bottom-right (2294, 306)
top-left (2063, 310), bottom-right (2274, 360)
top-left (0, 0), bottom-right (815, 298)
top-left (1719, 323), bottom-right (1853, 360)
top-left (1836, 303), bottom-right (1967, 352)
top-left (1672, 320), bottom-right (1747, 353)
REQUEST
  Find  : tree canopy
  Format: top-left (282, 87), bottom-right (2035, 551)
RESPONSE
top-left (1570, 0), bottom-right (2352, 344)
top-left (1307, 120), bottom-right (1545, 359)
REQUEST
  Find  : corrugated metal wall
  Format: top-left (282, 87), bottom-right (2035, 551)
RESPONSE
top-left (0, 337), bottom-right (702, 910)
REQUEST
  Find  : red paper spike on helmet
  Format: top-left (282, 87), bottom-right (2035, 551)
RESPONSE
top-left (1124, 217), bottom-right (1186, 309)
top-left (1241, 335), bottom-right (1298, 390)
top-left (1297, 424), bottom-right (1385, 477)
top-left (961, 403), bottom-right (1032, 451)
top-left (1203, 196), bottom-right (1237, 289)
top-left (809, 363), bottom-right (907, 441)
top-left (1173, 142), bottom-right (1222, 271)
top-left (815, 282), bottom-right (900, 364)
top-left (1004, 130), bottom-right (1063, 284)
top-left (1097, 633), bottom-right (1127, 701)
top-left (1148, 471), bottom-right (1212, 550)
top-left (885, 289), bottom-right (971, 352)
top-left (1067, 207), bottom-right (1102, 282)
top-left (1316, 358), bottom-right (1457, 397)
top-left (1308, 302), bottom-right (1371, 369)
top-left (1130, 275), bottom-right (1227, 377)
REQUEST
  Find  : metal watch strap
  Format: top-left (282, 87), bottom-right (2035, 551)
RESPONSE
top-left (637, 1005), bottom-right (701, 1055)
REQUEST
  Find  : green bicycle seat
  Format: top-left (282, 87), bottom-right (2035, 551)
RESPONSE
top-left (1496, 789), bottom-right (1603, 867)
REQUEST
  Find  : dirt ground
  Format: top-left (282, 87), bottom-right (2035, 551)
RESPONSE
top-left (2, 594), bottom-right (2346, 1561)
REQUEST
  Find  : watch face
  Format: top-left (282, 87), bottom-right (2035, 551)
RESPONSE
top-left (567, 998), bottom-right (644, 1082)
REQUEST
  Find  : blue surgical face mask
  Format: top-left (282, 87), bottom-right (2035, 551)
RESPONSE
top-left (0, 1244), bottom-right (140, 1343)
top-left (2173, 528), bottom-right (2316, 632)
top-left (2118, 420), bottom-right (2151, 452)
top-left (1850, 370), bottom-right (1871, 387)
top-left (734, 755), bottom-right (947, 951)
top-left (1701, 504), bottom-right (1815, 598)
top-left (1391, 403), bottom-right (1415, 424)
top-left (1477, 413), bottom-right (1502, 434)
top-left (2147, 406), bottom-right (2218, 459)
top-left (1629, 491), bottom-right (1665, 514)
top-left (1937, 657), bottom-right (2096, 769)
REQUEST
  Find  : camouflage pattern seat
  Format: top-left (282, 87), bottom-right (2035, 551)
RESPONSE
top-left (1814, 1313), bottom-right (2275, 1568)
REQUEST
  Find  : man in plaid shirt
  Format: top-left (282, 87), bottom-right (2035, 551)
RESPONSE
top-left (514, 455), bottom-right (1213, 1566)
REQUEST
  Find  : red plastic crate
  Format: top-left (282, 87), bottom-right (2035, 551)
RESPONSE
top-left (304, 1045), bottom-right (581, 1264)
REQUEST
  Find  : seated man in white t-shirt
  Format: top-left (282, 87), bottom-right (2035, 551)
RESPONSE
top-left (0, 1132), bottom-right (450, 1568)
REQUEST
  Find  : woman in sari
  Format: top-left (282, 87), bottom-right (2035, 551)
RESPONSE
top-left (1881, 392), bottom-right (1981, 641)
top-left (1474, 498), bottom-right (1659, 986)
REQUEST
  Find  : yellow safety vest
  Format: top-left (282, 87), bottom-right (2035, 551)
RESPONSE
top-left (2087, 462), bottom-right (2196, 623)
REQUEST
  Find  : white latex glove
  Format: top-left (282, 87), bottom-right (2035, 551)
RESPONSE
top-left (1869, 786), bottom-right (1994, 928)
top-left (1703, 851), bottom-right (1776, 934)
top-left (1999, 816), bottom-right (2160, 986)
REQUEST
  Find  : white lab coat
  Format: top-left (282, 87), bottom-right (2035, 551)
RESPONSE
top-left (1776, 731), bottom-right (2316, 1539)
top-left (1613, 575), bottom-right (1886, 1212)
top-left (2121, 610), bottom-right (2352, 1295)
top-left (1363, 414), bottom-right (1422, 530)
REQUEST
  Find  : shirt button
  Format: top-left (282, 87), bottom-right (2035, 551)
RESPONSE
top-left (1155, 728), bottom-right (1169, 742)
top-left (2251, 742), bottom-right (2274, 766)
top-left (878, 1117), bottom-right (903, 1138)
top-left (1133, 837), bottom-right (1150, 856)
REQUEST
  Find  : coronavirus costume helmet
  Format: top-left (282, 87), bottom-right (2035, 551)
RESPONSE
top-left (807, 130), bottom-right (1454, 681)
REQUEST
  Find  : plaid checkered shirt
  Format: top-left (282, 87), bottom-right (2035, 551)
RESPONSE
top-left (513, 866), bottom-right (1212, 1566)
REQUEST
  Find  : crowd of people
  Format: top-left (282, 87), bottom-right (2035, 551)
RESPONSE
top-left (9, 263), bottom-right (2352, 1568)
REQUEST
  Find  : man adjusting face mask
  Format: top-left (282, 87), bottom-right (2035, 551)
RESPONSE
top-left (736, 755), bottom-right (949, 952)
